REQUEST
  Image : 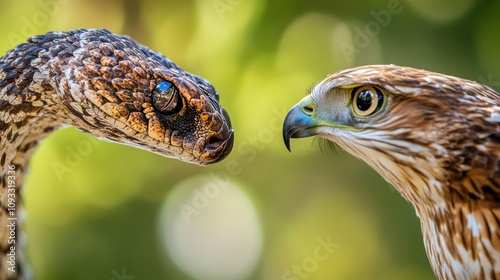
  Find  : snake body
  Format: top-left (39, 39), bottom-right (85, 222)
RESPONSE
top-left (0, 28), bottom-right (234, 279)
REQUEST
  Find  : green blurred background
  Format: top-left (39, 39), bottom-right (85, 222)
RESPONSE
top-left (1, 0), bottom-right (499, 279)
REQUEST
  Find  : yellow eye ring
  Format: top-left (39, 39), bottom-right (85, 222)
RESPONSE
top-left (351, 86), bottom-right (385, 117)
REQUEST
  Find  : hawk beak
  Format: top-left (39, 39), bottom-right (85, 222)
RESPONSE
top-left (282, 102), bottom-right (319, 152)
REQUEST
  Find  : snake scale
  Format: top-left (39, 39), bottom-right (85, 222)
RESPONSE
top-left (0, 28), bottom-right (234, 279)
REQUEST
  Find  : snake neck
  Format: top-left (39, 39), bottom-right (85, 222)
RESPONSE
top-left (0, 126), bottom-right (43, 279)
top-left (0, 33), bottom-right (74, 279)
top-left (0, 33), bottom-right (69, 180)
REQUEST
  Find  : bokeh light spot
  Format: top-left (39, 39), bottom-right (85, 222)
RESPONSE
top-left (408, 0), bottom-right (477, 23)
top-left (158, 175), bottom-right (263, 280)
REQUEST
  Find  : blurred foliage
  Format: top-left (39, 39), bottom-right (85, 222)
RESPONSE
top-left (0, 0), bottom-right (498, 279)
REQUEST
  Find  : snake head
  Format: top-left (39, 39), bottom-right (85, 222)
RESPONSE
top-left (147, 67), bottom-right (235, 165)
top-left (41, 29), bottom-right (233, 165)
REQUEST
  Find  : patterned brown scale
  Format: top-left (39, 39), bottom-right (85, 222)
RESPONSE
top-left (283, 65), bottom-right (500, 280)
top-left (0, 28), bottom-right (234, 279)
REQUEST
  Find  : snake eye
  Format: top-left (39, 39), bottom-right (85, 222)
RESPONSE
top-left (152, 81), bottom-right (182, 115)
top-left (351, 86), bottom-right (385, 117)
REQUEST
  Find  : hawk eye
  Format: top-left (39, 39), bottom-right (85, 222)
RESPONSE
top-left (152, 81), bottom-right (182, 115)
top-left (351, 86), bottom-right (385, 117)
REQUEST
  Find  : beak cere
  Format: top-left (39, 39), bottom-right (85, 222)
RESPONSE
top-left (282, 104), bottom-right (319, 152)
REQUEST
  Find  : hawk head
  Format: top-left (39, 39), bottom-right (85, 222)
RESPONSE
top-left (283, 64), bottom-right (500, 280)
top-left (283, 64), bottom-right (500, 210)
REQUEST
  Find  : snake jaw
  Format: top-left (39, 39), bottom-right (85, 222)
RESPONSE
top-left (199, 128), bottom-right (234, 165)
top-left (193, 106), bottom-right (234, 164)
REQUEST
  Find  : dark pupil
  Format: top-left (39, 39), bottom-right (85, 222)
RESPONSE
top-left (357, 90), bottom-right (374, 111)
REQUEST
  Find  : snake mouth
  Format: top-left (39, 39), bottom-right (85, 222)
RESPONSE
top-left (197, 107), bottom-right (234, 165)
top-left (199, 129), bottom-right (234, 165)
